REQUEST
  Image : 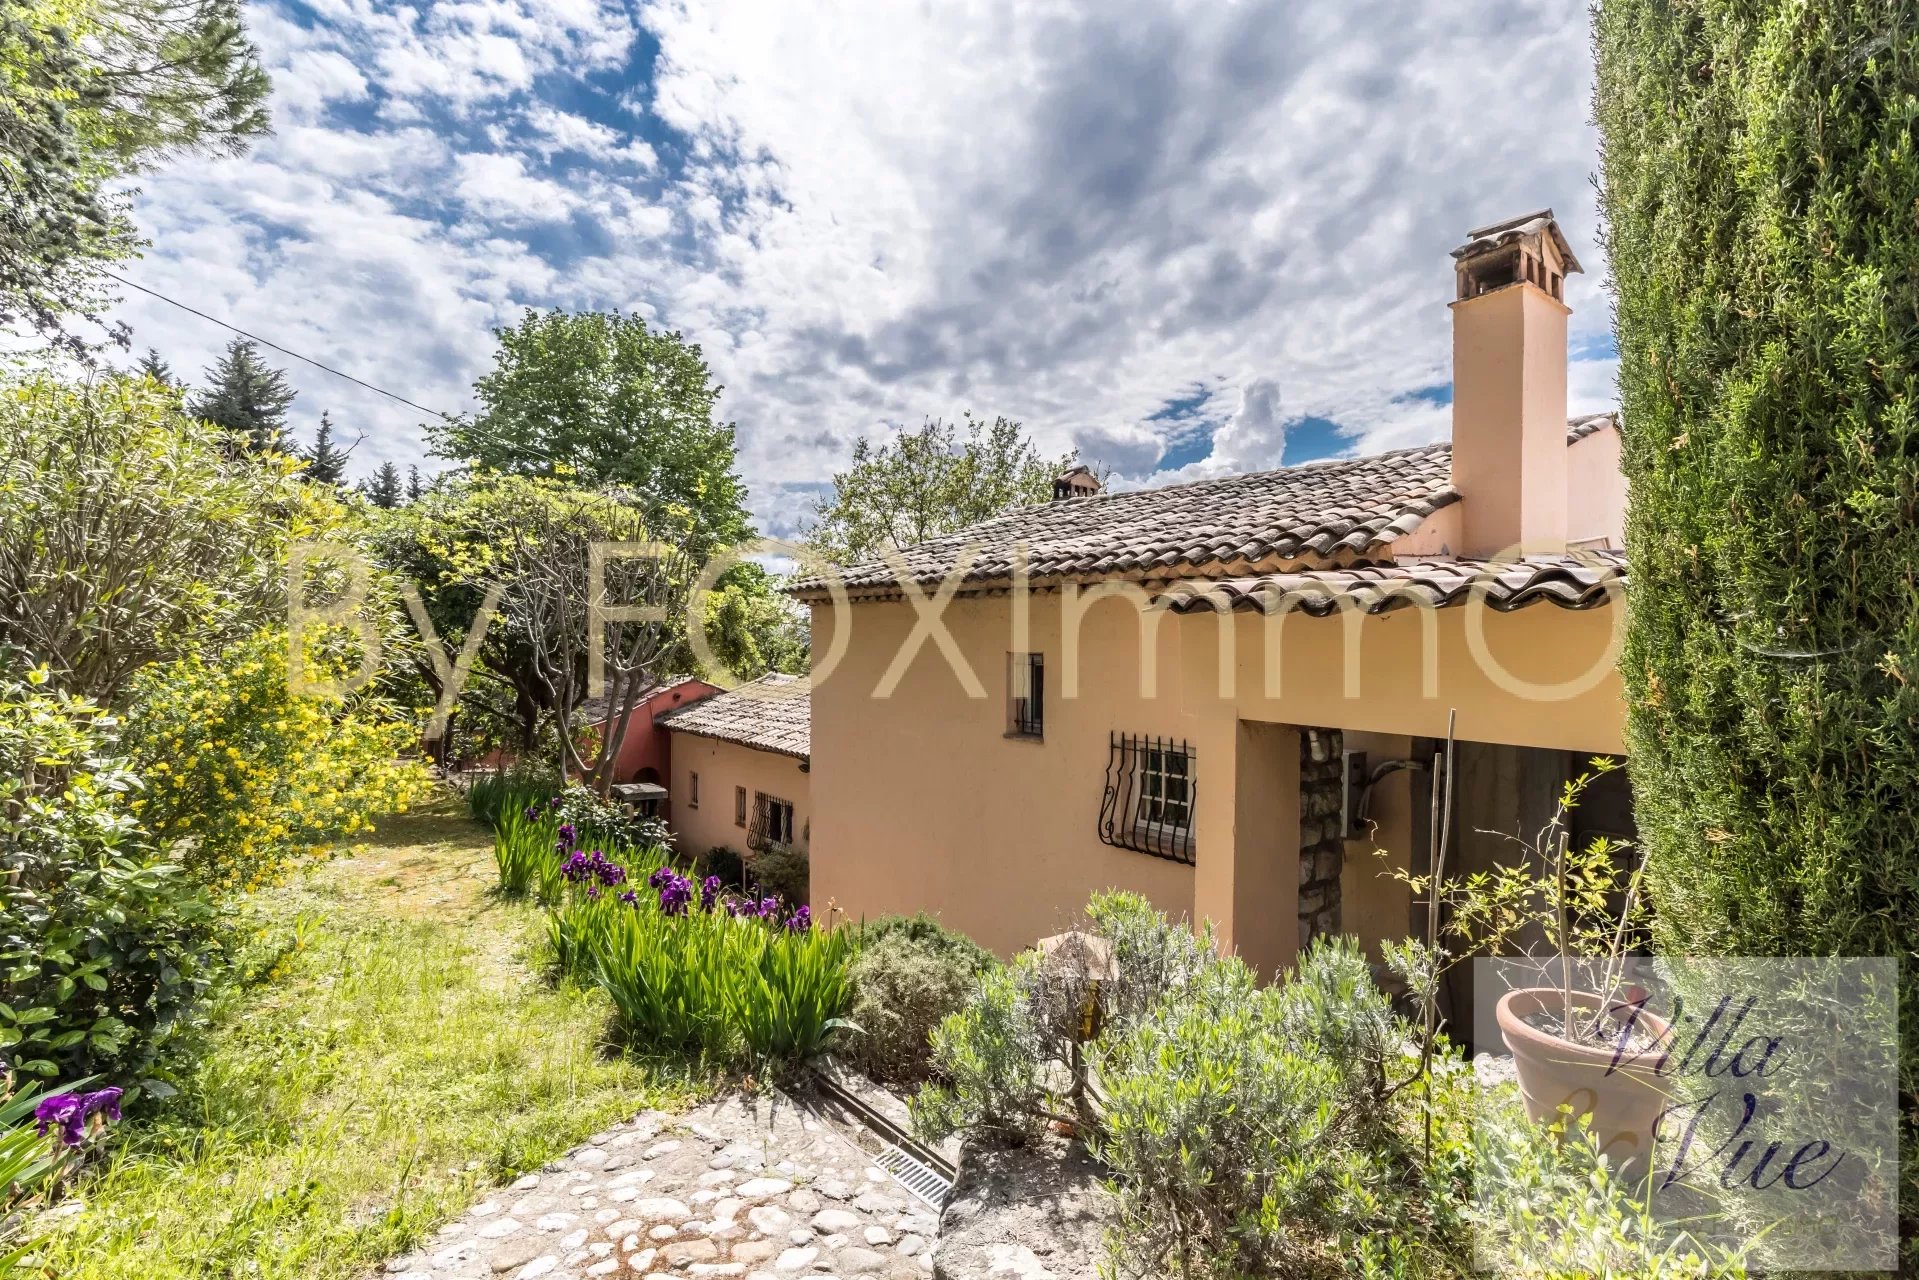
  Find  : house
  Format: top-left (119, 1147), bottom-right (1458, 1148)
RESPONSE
top-left (656, 673), bottom-right (812, 870)
top-left (790, 210), bottom-right (1632, 982)
top-left (576, 676), bottom-right (720, 819)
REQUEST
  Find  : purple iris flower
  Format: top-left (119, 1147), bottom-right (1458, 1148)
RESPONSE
top-left (560, 851), bottom-right (593, 884)
top-left (700, 875), bottom-right (722, 911)
top-left (758, 896), bottom-right (780, 919)
top-left (657, 871), bottom-right (693, 916)
top-left (34, 1087), bottom-right (122, 1148)
top-left (556, 823), bottom-right (577, 850)
top-left (647, 866), bottom-right (674, 890)
top-left (523, 806), bottom-right (539, 820)
top-left (619, 890), bottom-right (638, 907)
top-left (786, 906), bottom-right (812, 932)
top-left (34, 1094), bottom-right (85, 1147)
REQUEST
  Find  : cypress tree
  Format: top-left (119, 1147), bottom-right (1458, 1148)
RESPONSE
top-left (406, 464), bottom-right (424, 503)
top-left (1595, 0), bottom-right (1918, 1243)
top-left (304, 412), bottom-right (350, 485)
top-left (188, 338), bottom-right (295, 452)
top-left (362, 461), bottom-right (403, 509)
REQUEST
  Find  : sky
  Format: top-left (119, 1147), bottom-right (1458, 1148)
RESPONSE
top-left (106, 0), bottom-right (1622, 540)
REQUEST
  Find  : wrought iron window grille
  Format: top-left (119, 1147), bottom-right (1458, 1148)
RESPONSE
top-left (1098, 733), bottom-right (1196, 864)
top-left (749, 792), bottom-right (799, 853)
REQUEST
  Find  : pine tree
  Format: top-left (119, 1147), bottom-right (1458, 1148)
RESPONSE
top-left (188, 338), bottom-right (295, 453)
top-left (362, 461), bottom-right (403, 509)
top-left (406, 464), bottom-right (424, 503)
top-left (304, 412), bottom-right (350, 485)
top-left (134, 348), bottom-right (176, 388)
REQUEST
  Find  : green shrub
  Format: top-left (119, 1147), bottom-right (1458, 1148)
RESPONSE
top-left (844, 914), bottom-right (996, 1087)
top-left (911, 891), bottom-right (1221, 1145)
top-left (697, 845), bottom-right (745, 889)
top-left (1594, 0), bottom-right (1919, 1254)
top-left (1095, 938), bottom-right (1422, 1279)
top-left (0, 671), bottom-right (224, 1089)
top-left (550, 784), bottom-right (672, 851)
top-left (123, 629), bottom-right (432, 892)
top-left (746, 845), bottom-right (808, 905)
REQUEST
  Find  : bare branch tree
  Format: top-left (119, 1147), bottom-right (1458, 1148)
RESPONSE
top-left (491, 484), bottom-right (696, 798)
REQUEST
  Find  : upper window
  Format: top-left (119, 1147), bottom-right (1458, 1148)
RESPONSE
top-left (735, 785), bottom-right (747, 827)
top-left (1097, 733), bottom-right (1196, 864)
top-left (1008, 652), bottom-right (1044, 738)
top-left (689, 771), bottom-right (700, 809)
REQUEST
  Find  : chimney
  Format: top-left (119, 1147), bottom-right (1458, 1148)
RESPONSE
top-left (1448, 209), bottom-right (1580, 558)
top-left (1052, 465), bottom-right (1100, 501)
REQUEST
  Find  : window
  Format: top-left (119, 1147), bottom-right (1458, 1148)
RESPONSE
top-left (750, 792), bottom-right (797, 851)
top-left (1097, 733), bottom-right (1196, 863)
top-left (1007, 652), bottom-right (1044, 738)
top-left (688, 771), bottom-right (700, 809)
top-left (735, 786), bottom-right (747, 827)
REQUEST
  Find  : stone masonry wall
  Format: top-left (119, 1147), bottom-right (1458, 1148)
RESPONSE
top-left (1299, 729), bottom-right (1344, 948)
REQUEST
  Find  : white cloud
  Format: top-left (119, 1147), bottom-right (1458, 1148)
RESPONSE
top-left (104, 0), bottom-right (1619, 517)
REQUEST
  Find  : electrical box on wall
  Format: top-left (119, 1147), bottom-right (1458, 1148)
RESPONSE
top-left (1340, 749), bottom-right (1367, 839)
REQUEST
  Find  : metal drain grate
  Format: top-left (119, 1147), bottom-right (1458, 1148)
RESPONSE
top-left (875, 1141), bottom-right (953, 1210)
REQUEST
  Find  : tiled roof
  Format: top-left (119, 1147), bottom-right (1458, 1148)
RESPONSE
top-left (1452, 208), bottom-right (1584, 275)
top-left (792, 417), bottom-right (1621, 601)
top-left (656, 673), bottom-right (810, 760)
top-left (580, 675), bottom-right (705, 727)
top-left (1160, 551), bottom-right (1627, 616)
top-left (792, 443), bottom-right (1458, 599)
top-left (1566, 411), bottom-right (1618, 443)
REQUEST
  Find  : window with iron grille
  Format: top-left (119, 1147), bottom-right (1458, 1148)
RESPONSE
top-left (1098, 733), bottom-right (1196, 863)
top-left (1007, 652), bottom-right (1044, 738)
top-left (750, 792), bottom-right (798, 851)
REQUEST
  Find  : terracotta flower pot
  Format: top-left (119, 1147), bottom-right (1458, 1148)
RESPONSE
top-left (1496, 986), bottom-right (1674, 1174)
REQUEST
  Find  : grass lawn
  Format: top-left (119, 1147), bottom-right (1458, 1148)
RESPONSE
top-left (28, 797), bottom-right (709, 1280)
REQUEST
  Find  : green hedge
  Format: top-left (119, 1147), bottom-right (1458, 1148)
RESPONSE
top-left (1594, 0), bottom-right (1919, 1246)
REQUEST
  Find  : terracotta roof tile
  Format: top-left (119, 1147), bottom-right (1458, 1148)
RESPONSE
top-left (792, 418), bottom-right (1620, 601)
top-left (1160, 551), bottom-right (1626, 616)
top-left (793, 442), bottom-right (1458, 598)
top-left (657, 673), bottom-right (810, 760)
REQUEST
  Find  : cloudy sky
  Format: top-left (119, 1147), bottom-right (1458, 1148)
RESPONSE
top-left (109, 0), bottom-right (1620, 538)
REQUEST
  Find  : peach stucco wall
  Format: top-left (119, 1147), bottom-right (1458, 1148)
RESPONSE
top-left (809, 587), bottom-right (1625, 976)
top-left (666, 732), bottom-right (811, 873)
top-left (1567, 425), bottom-right (1626, 548)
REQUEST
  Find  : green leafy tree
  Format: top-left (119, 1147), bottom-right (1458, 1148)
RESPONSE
top-left (429, 309), bottom-right (751, 549)
top-left (1595, 0), bottom-right (1919, 1247)
top-left (700, 562), bottom-right (808, 680)
top-left (303, 410), bottom-right (350, 484)
top-left (405, 463), bottom-right (424, 503)
top-left (362, 460), bottom-right (403, 509)
top-left (805, 413), bottom-right (1072, 565)
top-left (0, 0), bottom-right (269, 352)
top-left (188, 337), bottom-right (294, 452)
top-left (0, 374), bottom-right (317, 704)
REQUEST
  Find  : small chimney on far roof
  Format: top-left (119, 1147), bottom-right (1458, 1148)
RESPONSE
top-left (1449, 209), bottom-right (1583, 557)
top-left (1053, 465), bottom-right (1100, 501)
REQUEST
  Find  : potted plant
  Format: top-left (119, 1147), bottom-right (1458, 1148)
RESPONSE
top-left (1384, 758), bottom-right (1667, 1171)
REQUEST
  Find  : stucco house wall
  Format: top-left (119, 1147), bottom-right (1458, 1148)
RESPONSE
top-left (809, 585), bottom-right (1625, 972)
top-left (666, 731), bottom-right (812, 871)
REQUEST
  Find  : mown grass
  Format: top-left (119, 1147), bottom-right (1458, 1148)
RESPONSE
top-left (26, 797), bottom-right (710, 1280)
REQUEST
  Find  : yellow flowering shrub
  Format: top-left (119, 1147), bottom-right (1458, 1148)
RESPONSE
top-left (124, 630), bottom-right (433, 891)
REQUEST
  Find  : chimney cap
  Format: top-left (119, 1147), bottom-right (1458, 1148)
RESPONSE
top-left (1052, 465), bottom-right (1101, 500)
top-left (1451, 208), bottom-right (1583, 276)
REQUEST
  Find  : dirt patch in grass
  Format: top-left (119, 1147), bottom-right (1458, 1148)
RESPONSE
top-left (27, 796), bottom-right (712, 1280)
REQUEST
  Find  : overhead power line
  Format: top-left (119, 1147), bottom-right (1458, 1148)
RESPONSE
top-left (102, 269), bottom-right (456, 421)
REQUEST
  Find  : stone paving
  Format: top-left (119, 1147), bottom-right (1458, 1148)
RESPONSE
top-left (374, 1093), bottom-right (939, 1280)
